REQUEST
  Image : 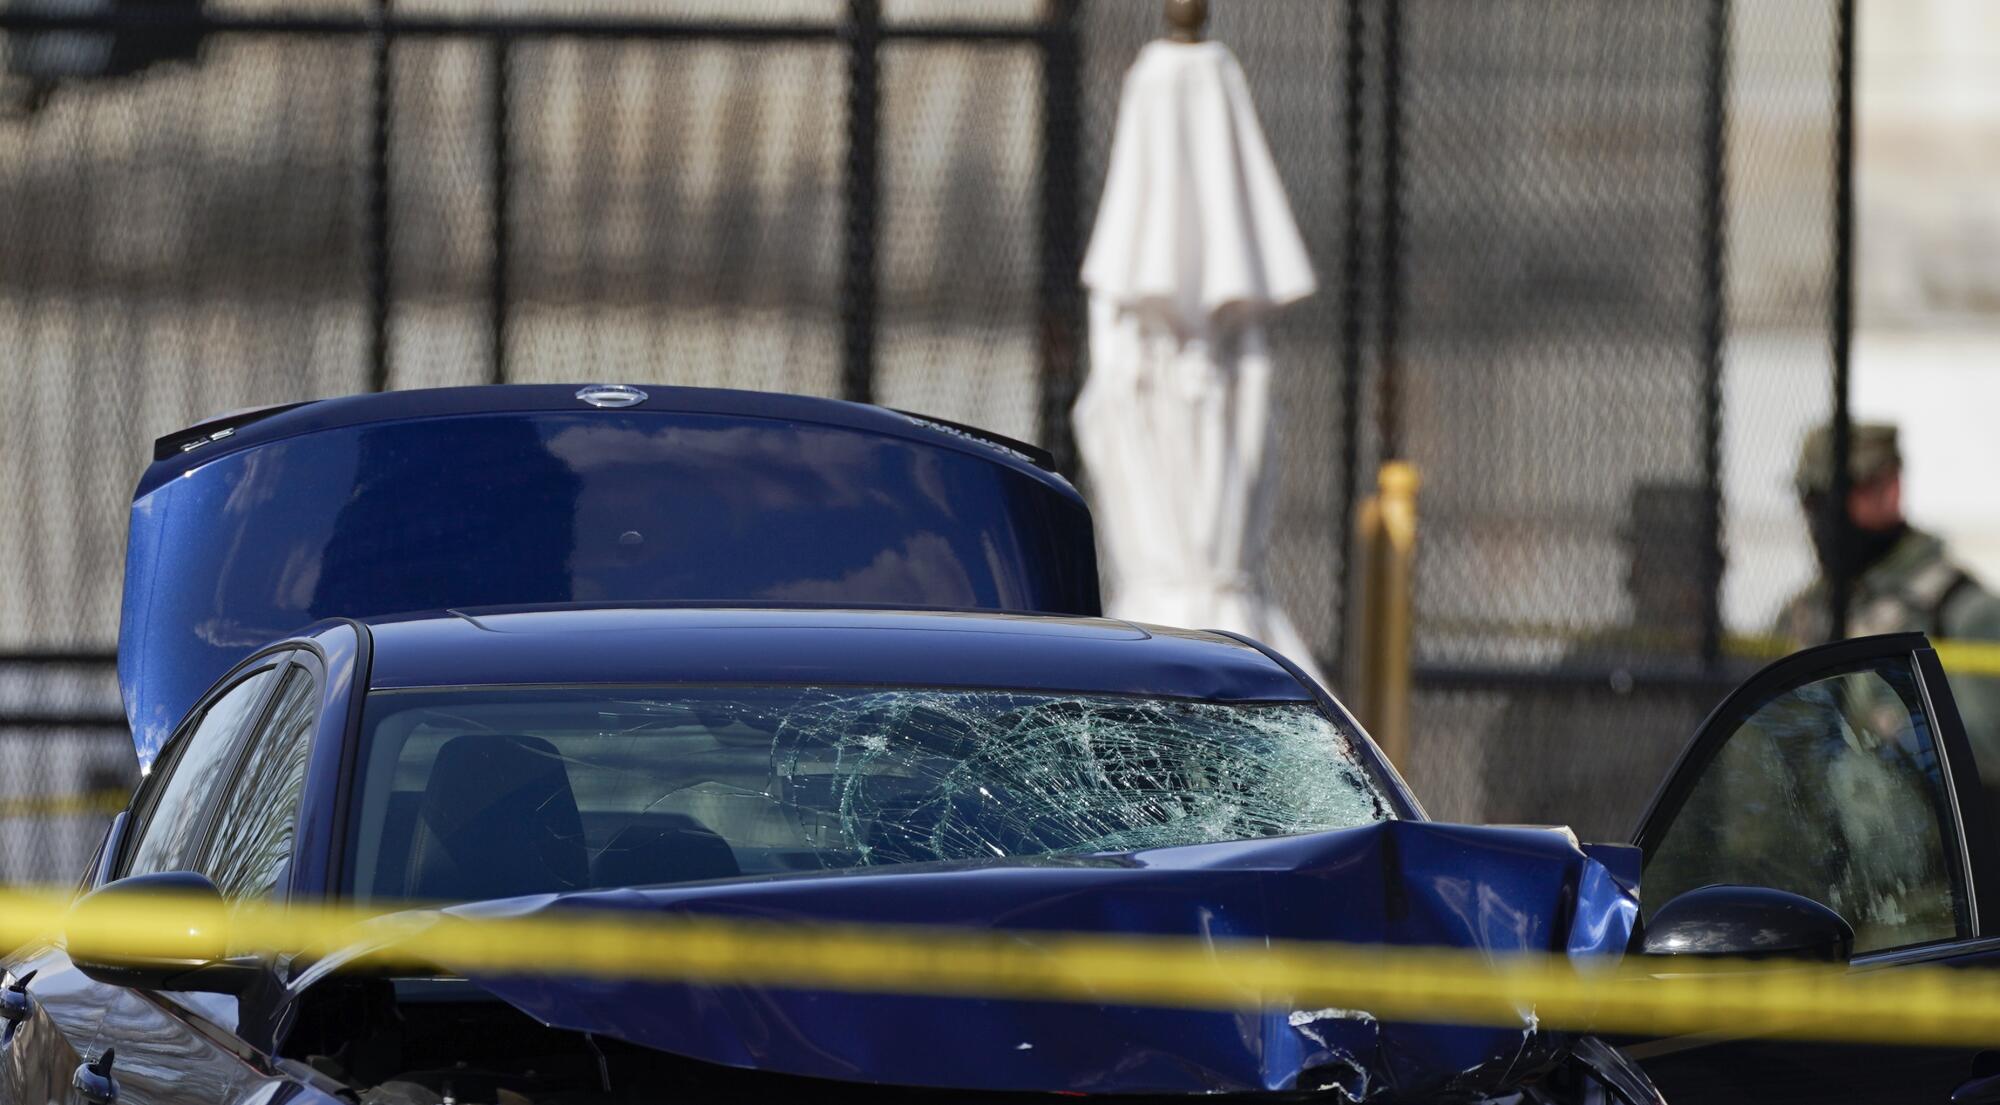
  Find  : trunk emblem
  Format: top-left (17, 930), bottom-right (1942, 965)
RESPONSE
top-left (576, 384), bottom-right (649, 409)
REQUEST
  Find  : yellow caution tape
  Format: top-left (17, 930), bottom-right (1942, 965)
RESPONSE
top-left (1732, 634), bottom-right (2000, 677)
top-left (8, 637), bottom-right (2000, 1046)
top-left (0, 788), bottom-right (127, 821)
top-left (6, 885), bottom-right (2000, 1048)
top-left (1679, 633), bottom-right (2000, 676)
top-left (1421, 617), bottom-right (2000, 679)
top-left (1933, 638), bottom-right (2000, 679)
top-left (1721, 632), bottom-right (1792, 663)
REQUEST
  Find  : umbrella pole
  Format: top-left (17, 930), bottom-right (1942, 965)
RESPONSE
top-left (1352, 461), bottom-right (1421, 767)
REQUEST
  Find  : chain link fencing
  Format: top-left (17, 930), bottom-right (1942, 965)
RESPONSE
top-left (1381, 0), bottom-right (1843, 838)
top-left (0, 0), bottom-right (1841, 878)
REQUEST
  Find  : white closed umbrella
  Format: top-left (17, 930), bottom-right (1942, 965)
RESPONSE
top-left (1074, 36), bottom-right (1322, 681)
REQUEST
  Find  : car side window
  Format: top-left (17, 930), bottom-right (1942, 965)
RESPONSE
top-left (123, 665), bottom-right (281, 878)
top-left (197, 665), bottom-right (319, 901)
top-left (1644, 659), bottom-right (1968, 954)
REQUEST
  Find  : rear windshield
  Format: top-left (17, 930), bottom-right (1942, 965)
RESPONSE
top-left (344, 686), bottom-right (1392, 903)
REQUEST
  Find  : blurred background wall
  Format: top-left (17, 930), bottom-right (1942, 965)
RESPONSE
top-left (0, 0), bottom-right (1931, 879)
top-left (1851, 1), bottom-right (2000, 583)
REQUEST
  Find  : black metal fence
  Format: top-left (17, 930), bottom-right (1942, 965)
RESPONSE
top-left (0, 0), bottom-right (1847, 877)
top-left (0, 0), bottom-right (1099, 881)
top-left (1351, 0), bottom-right (1848, 836)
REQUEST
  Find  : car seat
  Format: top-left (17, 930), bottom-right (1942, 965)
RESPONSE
top-left (404, 733), bottom-right (590, 901)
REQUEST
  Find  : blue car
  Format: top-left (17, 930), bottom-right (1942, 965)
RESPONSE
top-left (1, 386), bottom-right (1985, 1104)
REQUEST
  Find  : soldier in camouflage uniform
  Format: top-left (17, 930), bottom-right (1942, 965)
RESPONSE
top-left (1775, 421), bottom-right (2000, 787)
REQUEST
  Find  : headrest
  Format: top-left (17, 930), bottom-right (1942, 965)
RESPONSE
top-left (405, 733), bottom-right (589, 901)
top-left (592, 815), bottom-right (741, 888)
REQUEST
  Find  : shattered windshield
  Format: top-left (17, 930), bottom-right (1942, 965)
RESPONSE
top-left (344, 685), bottom-right (1393, 902)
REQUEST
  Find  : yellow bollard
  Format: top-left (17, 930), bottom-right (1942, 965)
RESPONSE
top-left (1350, 461), bottom-right (1421, 769)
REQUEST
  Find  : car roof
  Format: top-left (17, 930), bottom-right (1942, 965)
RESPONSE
top-left (356, 606), bottom-right (1315, 703)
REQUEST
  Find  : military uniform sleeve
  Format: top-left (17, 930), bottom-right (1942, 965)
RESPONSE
top-left (1771, 583), bottom-right (1825, 651)
top-left (1939, 588), bottom-right (2000, 787)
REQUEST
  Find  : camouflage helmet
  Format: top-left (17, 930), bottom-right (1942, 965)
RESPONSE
top-left (1793, 420), bottom-right (1901, 497)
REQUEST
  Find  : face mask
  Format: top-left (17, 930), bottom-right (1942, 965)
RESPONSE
top-left (1804, 496), bottom-right (1905, 577)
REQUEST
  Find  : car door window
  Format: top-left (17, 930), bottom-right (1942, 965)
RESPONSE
top-left (1644, 657), bottom-right (1968, 954)
top-left (123, 664), bottom-right (281, 878)
top-left (197, 665), bottom-right (319, 900)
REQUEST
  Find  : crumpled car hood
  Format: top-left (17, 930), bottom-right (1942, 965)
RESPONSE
top-left (431, 821), bottom-right (1639, 1099)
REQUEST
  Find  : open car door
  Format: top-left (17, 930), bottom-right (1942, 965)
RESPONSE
top-left (1624, 633), bottom-right (2000, 1104)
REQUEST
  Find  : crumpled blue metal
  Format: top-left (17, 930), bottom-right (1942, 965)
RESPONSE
top-left (442, 820), bottom-right (1641, 1099)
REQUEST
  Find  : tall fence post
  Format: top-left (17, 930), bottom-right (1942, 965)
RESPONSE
top-left (1698, 0), bottom-right (1730, 667)
top-left (840, 0), bottom-right (881, 406)
top-left (1347, 0), bottom-right (1419, 756)
top-left (1037, 0), bottom-right (1083, 480)
top-left (365, 0), bottom-right (394, 392)
top-left (1827, 0), bottom-right (1856, 640)
top-left (1334, 0), bottom-right (1369, 677)
top-left (1375, 0), bottom-right (1403, 463)
top-left (489, 34), bottom-right (512, 385)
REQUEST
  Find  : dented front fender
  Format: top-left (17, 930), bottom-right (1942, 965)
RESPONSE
top-left (424, 821), bottom-right (1640, 1099)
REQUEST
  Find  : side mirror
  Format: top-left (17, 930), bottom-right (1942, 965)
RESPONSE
top-left (1641, 884), bottom-right (1854, 964)
top-left (66, 872), bottom-right (264, 994)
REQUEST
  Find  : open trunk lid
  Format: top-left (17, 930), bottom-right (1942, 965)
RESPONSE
top-left (119, 385), bottom-right (1098, 759)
